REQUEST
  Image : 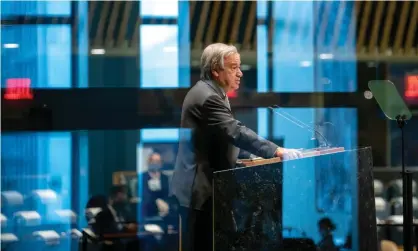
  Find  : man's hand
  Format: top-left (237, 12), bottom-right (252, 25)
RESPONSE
top-left (275, 147), bottom-right (303, 160)
top-left (156, 198), bottom-right (169, 217)
top-left (125, 223), bottom-right (138, 232)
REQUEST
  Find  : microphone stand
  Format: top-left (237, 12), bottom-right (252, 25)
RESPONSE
top-left (397, 114), bottom-right (414, 251)
top-left (268, 106), bottom-right (331, 148)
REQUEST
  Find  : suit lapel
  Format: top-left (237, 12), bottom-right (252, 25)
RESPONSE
top-left (202, 80), bottom-right (231, 111)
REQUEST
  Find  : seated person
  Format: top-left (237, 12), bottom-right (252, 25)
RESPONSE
top-left (93, 185), bottom-right (136, 235)
top-left (317, 217), bottom-right (338, 251)
top-left (141, 153), bottom-right (170, 218)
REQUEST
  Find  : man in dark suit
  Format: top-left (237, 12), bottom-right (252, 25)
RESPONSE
top-left (171, 43), bottom-right (302, 251)
top-left (93, 186), bottom-right (160, 251)
top-left (141, 152), bottom-right (170, 217)
top-left (93, 185), bottom-right (136, 235)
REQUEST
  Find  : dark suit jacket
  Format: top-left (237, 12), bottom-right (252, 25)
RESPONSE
top-left (93, 206), bottom-right (131, 235)
top-left (317, 234), bottom-right (338, 251)
top-left (171, 80), bottom-right (279, 210)
top-left (141, 172), bottom-right (170, 216)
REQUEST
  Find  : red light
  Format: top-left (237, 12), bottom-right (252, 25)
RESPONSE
top-left (4, 78), bottom-right (33, 100)
top-left (405, 75), bottom-right (418, 98)
top-left (227, 90), bottom-right (237, 98)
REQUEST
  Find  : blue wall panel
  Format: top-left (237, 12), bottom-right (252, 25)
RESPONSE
top-left (139, 0), bottom-right (190, 88)
top-left (1, 133), bottom-right (72, 214)
top-left (140, 0), bottom-right (178, 18)
top-left (1, 1), bottom-right (71, 17)
top-left (140, 25), bottom-right (179, 88)
top-left (272, 1), bottom-right (315, 93)
top-left (1, 25), bottom-right (72, 89)
top-left (77, 1), bottom-right (89, 88)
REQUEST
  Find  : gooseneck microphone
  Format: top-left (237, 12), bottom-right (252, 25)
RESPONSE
top-left (268, 105), bottom-right (331, 147)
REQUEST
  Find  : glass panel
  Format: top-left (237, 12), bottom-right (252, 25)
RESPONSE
top-left (1, 25), bottom-right (72, 89)
top-left (257, 0), bottom-right (268, 19)
top-left (0, 131), bottom-right (87, 251)
top-left (178, 1), bottom-right (191, 88)
top-left (315, 1), bottom-right (357, 92)
top-left (77, 1), bottom-right (89, 88)
top-left (272, 1), bottom-right (315, 92)
top-left (271, 1), bottom-right (357, 92)
top-left (0, 128), bottom-right (373, 251)
top-left (140, 0), bottom-right (178, 18)
top-left (272, 108), bottom-right (358, 149)
top-left (270, 107), bottom-right (358, 242)
top-left (257, 108), bottom-right (269, 139)
top-left (3, 0), bottom-right (407, 250)
top-left (257, 25), bottom-right (268, 93)
top-left (1, 1), bottom-right (71, 17)
top-left (368, 80), bottom-right (412, 121)
top-left (140, 25), bottom-right (179, 88)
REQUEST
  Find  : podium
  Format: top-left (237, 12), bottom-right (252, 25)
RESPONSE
top-left (213, 147), bottom-right (377, 251)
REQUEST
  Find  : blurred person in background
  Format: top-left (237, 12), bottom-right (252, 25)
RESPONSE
top-left (93, 185), bottom-right (136, 235)
top-left (171, 43), bottom-right (303, 251)
top-left (317, 217), bottom-right (338, 251)
top-left (141, 152), bottom-right (170, 218)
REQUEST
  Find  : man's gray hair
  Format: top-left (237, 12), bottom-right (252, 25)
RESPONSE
top-left (200, 43), bottom-right (238, 80)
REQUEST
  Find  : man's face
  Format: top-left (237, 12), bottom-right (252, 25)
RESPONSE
top-left (148, 153), bottom-right (162, 172)
top-left (114, 192), bottom-right (127, 203)
top-left (213, 53), bottom-right (243, 92)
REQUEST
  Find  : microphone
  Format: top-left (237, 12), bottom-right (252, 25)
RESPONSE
top-left (268, 105), bottom-right (331, 147)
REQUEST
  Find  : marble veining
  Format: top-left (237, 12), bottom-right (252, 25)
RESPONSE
top-left (213, 147), bottom-right (377, 251)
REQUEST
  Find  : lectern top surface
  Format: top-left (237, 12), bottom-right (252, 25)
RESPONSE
top-left (214, 146), bottom-right (372, 173)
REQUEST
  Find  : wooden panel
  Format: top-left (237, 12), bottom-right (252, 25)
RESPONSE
top-left (244, 1), bottom-right (255, 50)
top-left (368, 1), bottom-right (384, 54)
top-left (380, 1), bottom-right (396, 53)
top-left (93, 1), bottom-right (110, 47)
top-left (204, 1), bottom-right (220, 46)
top-left (105, 1), bottom-right (121, 47)
top-left (229, 1), bottom-right (244, 45)
top-left (357, 1), bottom-right (372, 52)
top-left (405, 1), bottom-right (418, 54)
top-left (117, 2), bottom-right (132, 47)
top-left (193, 1), bottom-right (210, 49)
top-left (394, 1), bottom-right (411, 53)
top-left (217, 1), bottom-right (233, 44)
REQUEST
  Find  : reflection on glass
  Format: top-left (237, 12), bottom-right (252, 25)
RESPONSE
top-left (272, 1), bottom-right (315, 93)
top-left (1, 132), bottom-right (73, 251)
top-left (271, 1), bottom-right (357, 92)
top-left (269, 108), bottom-right (357, 243)
top-left (140, 25), bottom-right (179, 88)
top-left (1, 1), bottom-right (71, 17)
top-left (257, 25), bottom-right (268, 93)
top-left (256, 0), bottom-right (268, 19)
top-left (257, 108), bottom-right (269, 139)
top-left (1, 25), bottom-right (71, 89)
top-left (0, 126), bottom-right (373, 251)
top-left (140, 0), bottom-right (178, 18)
